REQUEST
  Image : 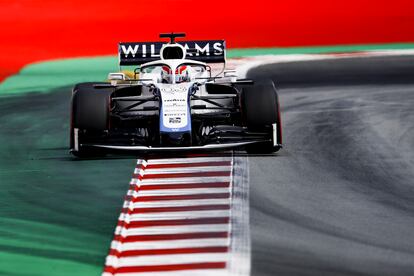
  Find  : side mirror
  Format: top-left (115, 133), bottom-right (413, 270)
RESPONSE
top-left (224, 70), bottom-right (237, 78)
top-left (108, 72), bottom-right (126, 85)
top-left (108, 72), bottom-right (126, 81)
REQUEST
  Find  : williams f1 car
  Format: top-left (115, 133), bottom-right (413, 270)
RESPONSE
top-left (70, 33), bottom-right (282, 156)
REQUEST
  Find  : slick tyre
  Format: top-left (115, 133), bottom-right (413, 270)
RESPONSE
top-left (70, 83), bottom-right (112, 157)
top-left (241, 81), bottom-right (282, 153)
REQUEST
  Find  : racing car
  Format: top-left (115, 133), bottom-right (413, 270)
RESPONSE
top-left (70, 33), bottom-right (282, 156)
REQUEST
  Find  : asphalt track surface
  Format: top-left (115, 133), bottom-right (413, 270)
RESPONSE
top-left (247, 56), bottom-right (414, 276)
top-left (0, 55), bottom-right (414, 276)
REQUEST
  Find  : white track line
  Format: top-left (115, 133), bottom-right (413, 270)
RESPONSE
top-left (135, 166), bottom-right (232, 174)
top-left (131, 176), bottom-right (231, 184)
top-left (126, 199), bottom-right (231, 208)
top-left (115, 224), bottom-right (230, 236)
top-left (228, 155), bottom-right (251, 275)
top-left (107, 253), bottom-right (230, 266)
top-left (235, 50), bottom-right (414, 78)
top-left (110, 238), bottom-right (230, 250)
top-left (119, 211), bottom-right (231, 221)
top-left (103, 269), bottom-right (231, 276)
top-left (147, 157), bottom-right (232, 164)
top-left (127, 188), bottom-right (231, 196)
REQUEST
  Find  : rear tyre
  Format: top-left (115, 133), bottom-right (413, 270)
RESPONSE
top-left (241, 81), bottom-right (282, 153)
top-left (70, 83), bottom-right (112, 157)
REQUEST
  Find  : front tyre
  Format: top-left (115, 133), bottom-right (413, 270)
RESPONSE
top-left (241, 81), bottom-right (282, 153)
top-left (70, 83), bottom-right (112, 157)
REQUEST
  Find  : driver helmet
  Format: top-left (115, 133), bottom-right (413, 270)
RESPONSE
top-left (175, 65), bottom-right (189, 83)
top-left (161, 65), bottom-right (190, 83)
top-left (161, 66), bottom-right (172, 83)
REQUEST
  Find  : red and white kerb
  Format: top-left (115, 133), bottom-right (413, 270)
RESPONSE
top-left (103, 155), bottom-right (250, 276)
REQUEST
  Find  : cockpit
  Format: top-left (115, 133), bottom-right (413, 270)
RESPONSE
top-left (140, 62), bottom-right (209, 84)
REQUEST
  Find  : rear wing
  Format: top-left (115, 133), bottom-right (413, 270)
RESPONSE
top-left (118, 40), bottom-right (226, 66)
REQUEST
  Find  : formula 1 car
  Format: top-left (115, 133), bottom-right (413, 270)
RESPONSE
top-left (70, 33), bottom-right (282, 156)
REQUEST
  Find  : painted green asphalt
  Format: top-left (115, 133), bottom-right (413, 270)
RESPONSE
top-left (0, 90), bottom-right (136, 275)
top-left (0, 56), bottom-right (118, 96)
top-left (1, 43), bottom-right (414, 96)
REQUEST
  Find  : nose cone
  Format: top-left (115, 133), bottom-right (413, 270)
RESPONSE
top-left (160, 132), bottom-right (192, 146)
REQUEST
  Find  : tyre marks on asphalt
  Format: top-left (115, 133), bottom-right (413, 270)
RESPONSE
top-left (103, 154), bottom-right (250, 276)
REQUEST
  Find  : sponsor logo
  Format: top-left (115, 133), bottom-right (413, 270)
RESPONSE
top-left (120, 41), bottom-right (225, 59)
top-left (169, 117), bottom-right (182, 124)
top-left (120, 44), bottom-right (160, 58)
top-left (160, 86), bottom-right (188, 94)
top-left (164, 113), bottom-right (186, 117)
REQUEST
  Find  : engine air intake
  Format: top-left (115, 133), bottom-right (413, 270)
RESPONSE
top-left (161, 45), bottom-right (185, 60)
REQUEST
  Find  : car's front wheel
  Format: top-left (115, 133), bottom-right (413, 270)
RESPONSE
top-left (241, 81), bottom-right (282, 153)
top-left (70, 83), bottom-right (112, 157)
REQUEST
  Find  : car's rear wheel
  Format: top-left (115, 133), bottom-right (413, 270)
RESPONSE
top-left (70, 83), bottom-right (112, 157)
top-left (241, 81), bottom-right (282, 153)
